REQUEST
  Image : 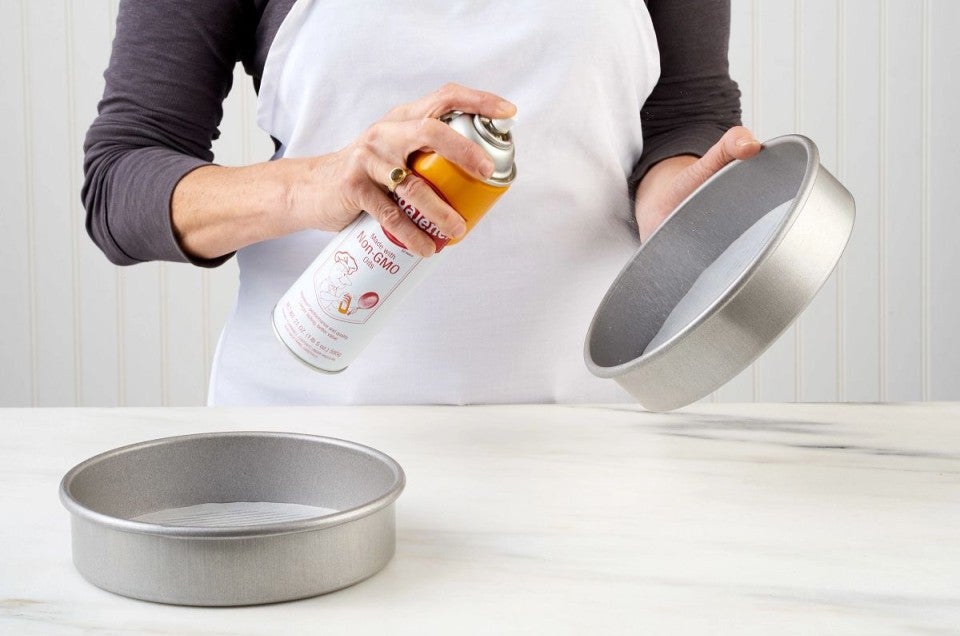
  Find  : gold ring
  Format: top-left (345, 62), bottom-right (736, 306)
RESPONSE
top-left (386, 166), bottom-right (410, 193)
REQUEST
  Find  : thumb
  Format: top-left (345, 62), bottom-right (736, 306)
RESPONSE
top-left (671, 126), bottom-right (761, 201)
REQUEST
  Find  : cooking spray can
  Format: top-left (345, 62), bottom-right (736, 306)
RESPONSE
top-left (272, 111), bottom-right (516, 373)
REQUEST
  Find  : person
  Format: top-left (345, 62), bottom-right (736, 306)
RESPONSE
top-left (83, 0), bottom-right (761, 406)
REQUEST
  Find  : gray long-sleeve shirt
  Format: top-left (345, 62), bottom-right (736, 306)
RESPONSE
top-left (82, 0), bottom-right (742, 267)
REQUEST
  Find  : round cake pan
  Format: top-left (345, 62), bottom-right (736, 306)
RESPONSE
top-left (585, 135), bottom-right (855, 411)
top-left (59, 432), bottom-right (405, 606)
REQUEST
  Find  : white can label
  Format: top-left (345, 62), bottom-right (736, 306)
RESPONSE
top-left (313, 219), bottom-right (419, 324)
top-left (273, 213), bottom-right (436, 372)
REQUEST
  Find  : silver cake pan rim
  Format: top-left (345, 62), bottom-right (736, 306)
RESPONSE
top-left (59, 430), bottom-right (406, 539)
top-left (584, 134), bottom-right (855, 410)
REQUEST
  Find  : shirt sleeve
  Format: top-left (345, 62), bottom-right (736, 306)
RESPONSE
top-left (82, 0), bottom-right (251, 267)
top-left (630, 0), bottom-right (743, 197)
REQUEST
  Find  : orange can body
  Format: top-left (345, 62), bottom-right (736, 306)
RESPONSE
top-left (409, 151), bottom-right (510, 246)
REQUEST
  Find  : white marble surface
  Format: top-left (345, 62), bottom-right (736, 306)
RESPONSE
top-left (1, 403), bottom-right (958, 635)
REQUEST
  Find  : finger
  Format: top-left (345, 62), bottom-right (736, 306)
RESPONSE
top-left (670, 126), bottom-right (761, 202)
top-left (393, 174), bottom-right (467, 239)
top-left (384, 82), bottom-right (517, 122)
top-left (364, 118), bottom-right (495, 180)
top-left (698, 126), bottom-right (761, 174)
top-left (362, 148), bottom-right (467, 240)
top-left (360, 184), bottom-right (436, 257)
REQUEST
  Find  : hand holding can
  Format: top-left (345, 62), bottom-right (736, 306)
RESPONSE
top-left (273, 109), bottom-right (517, 373)
top-left (280, 83), bottom-right (517, 258)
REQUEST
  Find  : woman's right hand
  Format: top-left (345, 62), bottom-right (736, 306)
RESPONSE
top-left (171, 83), bottom-right (516, 260)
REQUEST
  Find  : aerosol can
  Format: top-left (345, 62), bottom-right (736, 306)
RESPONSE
top-left (272, 111), bottom-right (516, 373)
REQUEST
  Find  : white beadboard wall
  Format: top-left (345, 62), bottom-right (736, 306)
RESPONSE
top-left (0, 0), bottom-right (957, 406)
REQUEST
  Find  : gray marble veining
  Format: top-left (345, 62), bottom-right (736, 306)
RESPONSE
top-left (1, 403), bottom-right (958, 634)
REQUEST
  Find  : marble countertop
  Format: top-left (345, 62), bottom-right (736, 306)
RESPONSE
top-left (1, 403), bottom-right (958, 634)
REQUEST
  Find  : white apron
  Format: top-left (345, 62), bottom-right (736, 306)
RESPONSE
top-left (209, 0), bottom-right (661, 405)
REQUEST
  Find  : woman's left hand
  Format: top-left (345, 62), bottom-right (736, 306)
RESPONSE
top-left (634, 126), bottom-right (761, 242)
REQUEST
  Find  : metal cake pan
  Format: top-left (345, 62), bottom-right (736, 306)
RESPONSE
top-left (60, 432), bottom-right (405, 606)
top-left (585, 135), bottom-right (855, 411)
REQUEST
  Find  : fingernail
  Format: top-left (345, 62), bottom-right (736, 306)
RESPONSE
top-left (497, 100), bottom-right (517, 115)
top-left (452, 221), bottom-right (467, 238)
top-left (736, 137), bottom-right (760, 147)
top-left (418, 241), bottom-right (436, 257)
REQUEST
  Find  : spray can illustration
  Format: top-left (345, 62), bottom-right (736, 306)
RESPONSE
top-left (272, 112), bottom-right (516, 373)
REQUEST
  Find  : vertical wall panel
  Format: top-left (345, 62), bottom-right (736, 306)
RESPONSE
top-left (752, 1), bottom-right (798, 402)
top-left (0, 0), bottom-right (33, 405)
top-left (163, 262), bottom-right (207, 406)
top-left (928, 1), bottom-right (960, 399)
top-left (119, 265), bottom-right (163, 406)
top-left (730, 0), bottom-right (756, 129)
top-left (204, 263), bottom-right (240, 404)
top-left (840, 0), bottom-right (882, 402)
top-left (797, 0), bottom-right (841, 402)
top-left (72, 0), bottom-right (120, 406)
top-left (25, 0), bottom-right (77, 406)
top-left (883, 1), bottom-right (925, 402)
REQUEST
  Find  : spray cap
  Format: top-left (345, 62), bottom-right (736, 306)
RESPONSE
top-left (441, 111), bottom-right (516, 185)
top-left (490, 117), bottom-right (516, 134)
